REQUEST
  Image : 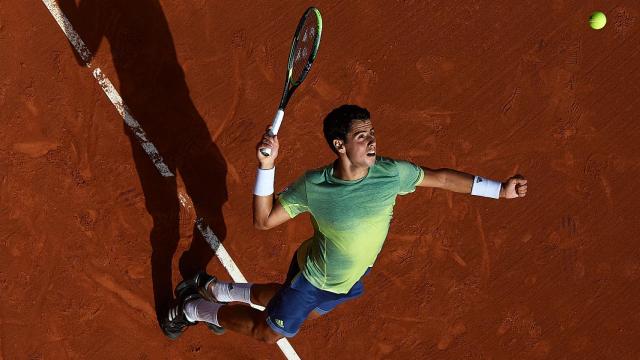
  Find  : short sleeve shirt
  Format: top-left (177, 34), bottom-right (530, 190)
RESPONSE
top-left (278, 157), bottom-right (424, 294)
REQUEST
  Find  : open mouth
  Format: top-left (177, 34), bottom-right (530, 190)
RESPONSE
top-left (366, 151), bottom-right (376, 157)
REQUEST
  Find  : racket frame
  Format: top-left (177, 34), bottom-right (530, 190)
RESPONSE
top-left (262, 7), bottom-right (322, 156)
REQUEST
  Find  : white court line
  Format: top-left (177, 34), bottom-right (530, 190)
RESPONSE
top-left (92, 68), bottom-right (174, 177)
top-left (41, 1), bottom-right (300, 359)
top-left (41, 0), bottom-right (173, 178)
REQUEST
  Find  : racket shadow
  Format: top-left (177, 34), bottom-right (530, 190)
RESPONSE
top-left (59, 0), bottom-right (228, 324)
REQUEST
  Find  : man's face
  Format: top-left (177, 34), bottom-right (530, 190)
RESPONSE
top-left (336, 119), bottom-right (377, 167)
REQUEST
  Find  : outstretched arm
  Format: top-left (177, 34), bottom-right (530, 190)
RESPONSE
top-left (253, 127), bottom-right (293, 230)
top-left (418, 167), bottom-right (527, 199)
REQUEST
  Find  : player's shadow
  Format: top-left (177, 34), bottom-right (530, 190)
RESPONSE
top-left (59, 0), bottom-right (228, 323)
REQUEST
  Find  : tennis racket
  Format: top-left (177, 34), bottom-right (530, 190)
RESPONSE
top-left (260, 7), bottom-right (323, 157)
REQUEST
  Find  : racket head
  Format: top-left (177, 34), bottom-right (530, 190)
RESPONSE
top-left (279, 7), bottom-right (322, 108)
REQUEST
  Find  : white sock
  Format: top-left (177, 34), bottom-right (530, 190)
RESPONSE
top-left (211, 281), bottom-right (253, 304)
top-left (184, 299), bottom-right (223, 327)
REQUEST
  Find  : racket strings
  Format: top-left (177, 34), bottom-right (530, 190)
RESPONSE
top-left (291, 16), bottom-right (319, 85)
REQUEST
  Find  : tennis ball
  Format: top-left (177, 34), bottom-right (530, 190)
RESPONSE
top-left (589, 11), bottom-right (606, 30)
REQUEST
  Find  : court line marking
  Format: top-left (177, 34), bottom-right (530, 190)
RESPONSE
top-left (41, 0), bottom-right (173, 178)
top-left (40, 1), bottom-right (300, 359)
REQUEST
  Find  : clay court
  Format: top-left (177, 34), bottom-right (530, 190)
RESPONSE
top-left (1, 0), bottom-right (640, 359)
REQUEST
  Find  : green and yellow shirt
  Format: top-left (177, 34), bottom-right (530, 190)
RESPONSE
top-left (278, 156), bottom-right (424, 294)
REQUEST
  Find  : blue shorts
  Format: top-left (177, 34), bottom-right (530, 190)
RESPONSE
top-left (265, 253), bottom-right (371, 337)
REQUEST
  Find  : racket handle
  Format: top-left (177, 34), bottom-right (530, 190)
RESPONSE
top-left (260, 109), bottom-right (285, 157)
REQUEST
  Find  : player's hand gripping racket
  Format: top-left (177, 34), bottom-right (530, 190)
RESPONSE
top-left (260, 7), bottom-right (323, 157)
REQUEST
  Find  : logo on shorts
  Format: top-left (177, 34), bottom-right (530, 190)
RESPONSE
top-left (274, 319), bottom-right (285, 328)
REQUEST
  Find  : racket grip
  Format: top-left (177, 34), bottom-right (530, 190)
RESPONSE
top-left (270, 109), bottom-right (285, 135)
top-left (260, 109), bottom-right (285, 157)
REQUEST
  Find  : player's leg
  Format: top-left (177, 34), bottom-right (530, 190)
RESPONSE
top-left (181, 277), bottom-right (318, 343)
top-left (191, 270), bottom-right (281, 307)
top-left (199, 302), bottom-right (321, 342)
top-left (196, 249), bottom-right (301, 306)
top-left (176, 251), bottom-right (322, 342)
top-left (250, 283), bottom-right (282, 307)
top-left (162, 279), bottom-right (282, 341)
top-left (178, 295), bottom-right (281, 342)
top-left (183, 271), bottom-right (334, 342)
top-left (218, 304), bottom-right (283, 343)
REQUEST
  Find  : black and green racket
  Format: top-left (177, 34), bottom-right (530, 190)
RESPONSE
top-left (260, 7), bottom-right (323, 157)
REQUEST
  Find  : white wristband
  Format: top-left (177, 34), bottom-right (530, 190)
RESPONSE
top-left (470, 176), bottom-right (501, 199)
top-left (254, 167), bottom-right (275, 196)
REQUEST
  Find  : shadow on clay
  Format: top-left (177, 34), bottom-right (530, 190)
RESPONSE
top-left (59, 0), bottom-right (228, 324)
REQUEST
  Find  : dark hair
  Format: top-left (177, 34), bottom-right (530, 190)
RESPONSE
top-left (323, 104), bottom-right (370, 154)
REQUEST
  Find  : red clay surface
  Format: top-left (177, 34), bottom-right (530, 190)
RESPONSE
top-left (2, 1), bottom-right (640, 359)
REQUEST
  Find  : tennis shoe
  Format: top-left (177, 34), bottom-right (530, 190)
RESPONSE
top-left (161, 280), bottom-right (199, 340)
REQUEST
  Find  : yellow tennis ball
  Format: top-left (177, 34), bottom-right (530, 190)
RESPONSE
top-left (589, 11), bottom-right (606, 30)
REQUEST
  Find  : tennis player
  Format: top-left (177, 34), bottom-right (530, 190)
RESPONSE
top-left (162, 104), bottom-right (528, 342)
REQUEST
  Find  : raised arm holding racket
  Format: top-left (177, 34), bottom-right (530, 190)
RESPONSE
top-left (259, 7), bottom-right (322, 157)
